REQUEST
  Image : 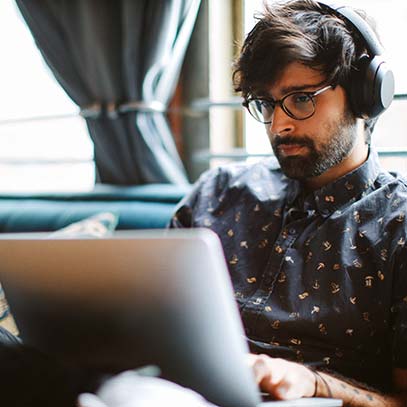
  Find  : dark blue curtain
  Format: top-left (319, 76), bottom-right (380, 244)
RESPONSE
top-left (15, 0), bottom-right (201, 185)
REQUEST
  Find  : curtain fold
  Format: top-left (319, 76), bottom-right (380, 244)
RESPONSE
top-left (15, 0), bottom-right (201, 185)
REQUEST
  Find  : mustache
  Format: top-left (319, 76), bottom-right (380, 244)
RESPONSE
top-left (272, 135), bottom-right (315, 149)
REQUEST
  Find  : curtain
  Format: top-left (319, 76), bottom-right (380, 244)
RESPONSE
top-left (15, 0), bottom-right (201, 185)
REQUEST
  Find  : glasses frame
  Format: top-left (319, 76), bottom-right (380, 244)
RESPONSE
top-left (243, 84), bottom-right (333, 124)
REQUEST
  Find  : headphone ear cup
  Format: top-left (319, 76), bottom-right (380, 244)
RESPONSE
top-left (350, 55), bottom-right (395, 119)
top-left (367, 56), bottom-right (395, 117)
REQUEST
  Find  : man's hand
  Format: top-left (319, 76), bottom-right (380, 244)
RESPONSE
top-left (247, 354), bottom-right (315, 400)
top-left (248, 354), bottom-right (407, 406)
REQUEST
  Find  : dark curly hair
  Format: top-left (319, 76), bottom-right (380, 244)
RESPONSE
top-left (233, 0), bottom-right (379, 141)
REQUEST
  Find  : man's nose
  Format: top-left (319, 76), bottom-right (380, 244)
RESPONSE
top-left (268, 105), bottom-right (295, 135)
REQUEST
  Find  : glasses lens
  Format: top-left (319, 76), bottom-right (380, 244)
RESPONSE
top-left (283, 93), bottom-right (315, 119)
top-left (247, 99), bottom-right (274, 123)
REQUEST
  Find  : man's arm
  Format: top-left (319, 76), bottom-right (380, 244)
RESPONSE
top-left (312, 367), bottom-right (407, 406)
top-left (248, 354), bottom-right (407, 406)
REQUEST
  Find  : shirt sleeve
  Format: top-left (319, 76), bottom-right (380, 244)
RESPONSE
top-left (168, 168), bottom-right (217, 229)
top-left (168, 165), bottom-right (233, 229)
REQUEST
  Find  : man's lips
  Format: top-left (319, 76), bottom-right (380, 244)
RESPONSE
top-left (277, 144), bottom-right (308, 156)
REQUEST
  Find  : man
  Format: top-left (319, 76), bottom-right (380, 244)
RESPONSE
top-left (170, 1), bottom-right (407, 405)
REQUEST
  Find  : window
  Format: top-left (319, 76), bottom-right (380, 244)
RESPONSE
top-left (243, 0), bottom-right (407, 172)
top-left (0, 0), bottom-right (94, 193)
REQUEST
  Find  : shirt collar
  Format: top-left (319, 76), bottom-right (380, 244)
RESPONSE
top-left (286, 147), bottom-right (381, 216)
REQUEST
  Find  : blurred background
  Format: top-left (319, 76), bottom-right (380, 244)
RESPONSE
top-left (0, 0), bottom-right (405, 192)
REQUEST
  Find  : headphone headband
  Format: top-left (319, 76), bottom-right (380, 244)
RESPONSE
top-left (317, 1), bottom-right (383, 56)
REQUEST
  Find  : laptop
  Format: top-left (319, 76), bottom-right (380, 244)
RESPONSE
top-left (0, 229), bottom-right (342, 407)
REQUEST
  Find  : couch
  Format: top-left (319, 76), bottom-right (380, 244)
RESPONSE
top-left (0, 183), bottom-right (190, 233)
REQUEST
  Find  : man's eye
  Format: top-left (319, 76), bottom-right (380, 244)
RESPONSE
top-left (292, 93), bottom-right (310, 104)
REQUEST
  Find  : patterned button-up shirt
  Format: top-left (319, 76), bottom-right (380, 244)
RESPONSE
top-left (169, 149), bottom-right (407, 391)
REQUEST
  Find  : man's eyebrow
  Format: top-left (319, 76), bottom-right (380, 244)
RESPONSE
top-left (279, 80), bottom-right (327, 96)
top-left (253, 80), bottom-right (327, 99)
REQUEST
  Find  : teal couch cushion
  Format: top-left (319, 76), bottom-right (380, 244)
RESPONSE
top-left (0, 184), bottom-right (190, 233)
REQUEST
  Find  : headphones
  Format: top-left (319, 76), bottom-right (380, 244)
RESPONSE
top-left (317, 1), bottom-right (394, 119)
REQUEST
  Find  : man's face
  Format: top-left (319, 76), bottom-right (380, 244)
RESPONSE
top-left (264, 62), bottom-right (359, 181)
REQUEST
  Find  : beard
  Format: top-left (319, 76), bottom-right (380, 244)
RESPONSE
top-left (270, 112), bottom-right (358, 180)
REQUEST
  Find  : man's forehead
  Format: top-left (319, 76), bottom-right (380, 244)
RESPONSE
top-left (263, 62), bottom-right (326, 97)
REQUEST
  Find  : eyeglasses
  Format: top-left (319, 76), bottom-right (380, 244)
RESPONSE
top-left (243, 85), bottom-right (333, 124)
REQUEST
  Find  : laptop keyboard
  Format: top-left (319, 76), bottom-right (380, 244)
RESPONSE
top-left (259, 397), bottom-right (342, 406)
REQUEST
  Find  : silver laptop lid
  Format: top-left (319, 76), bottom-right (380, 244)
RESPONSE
top-left (0, 229), bottom-right (261, 407)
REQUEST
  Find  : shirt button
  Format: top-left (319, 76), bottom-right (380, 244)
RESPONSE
top-left (289, 228), bottom-right (296, 234)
